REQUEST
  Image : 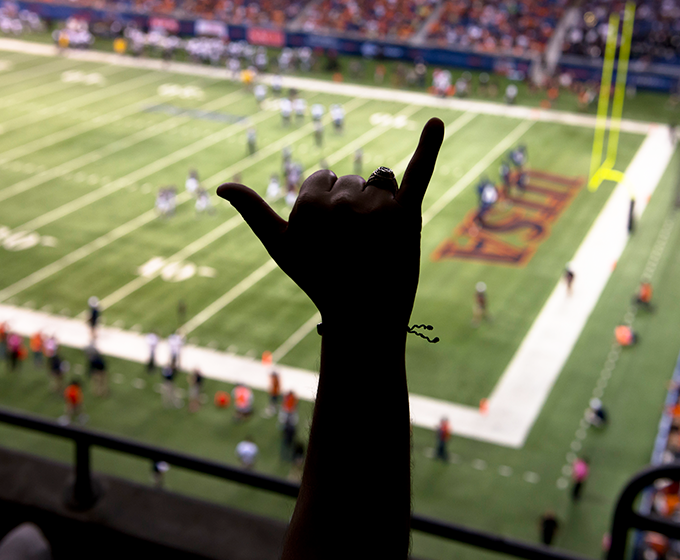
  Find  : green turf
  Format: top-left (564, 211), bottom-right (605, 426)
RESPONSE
top-left (1, 50), bottom-right (679, 560)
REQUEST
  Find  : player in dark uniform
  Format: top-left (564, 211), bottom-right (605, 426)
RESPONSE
top-left (87, 297), bottom-right (100, 340)
top-left (500, 161), bottom-right (512, 197)
top-left (564, 263), bottom-right (575, 295)
top-left (472, 282), bottom-right (489, 327)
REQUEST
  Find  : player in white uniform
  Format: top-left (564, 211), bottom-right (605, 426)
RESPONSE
top-left (185, 169), bottom-right (199, 196)
top-left (330, 104), bottom-right (344, 134)
top-left (311, 103), bottom-right (324, 122)
top-left (195, 187), bottom-right (214, 215)
top-left (280, 98), bottom-right (292, 127)
top-left (254, 83), bottom-right (267, 106)
top-left (293, 97), bottom-right (307, 123)
top-left (272, 74), bottom-right (283, 96)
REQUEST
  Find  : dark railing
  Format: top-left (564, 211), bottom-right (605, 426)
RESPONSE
top-left (0, 406), bottom-right (678, 560)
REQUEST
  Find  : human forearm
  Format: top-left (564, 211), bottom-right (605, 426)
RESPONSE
top-left (282, 323), bottom-right (412, 559)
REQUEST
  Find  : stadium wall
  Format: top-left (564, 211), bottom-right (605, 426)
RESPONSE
top-left (13, 1), bottom-right (680, 92)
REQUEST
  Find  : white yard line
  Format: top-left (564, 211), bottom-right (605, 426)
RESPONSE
top-left (5, 88), bottom-right (246, 222)
top-left (0, 38), bottom-right (653, 135)
top-left (271, 114), bottom-right (526, 362)
top-left (181, 260), bottom-right (279, 334)
top-left (0, 70), bottom-right (163, 139)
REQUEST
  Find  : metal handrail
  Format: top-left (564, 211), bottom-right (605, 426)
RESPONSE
top-left (0, 405), bottom-right (652, 560)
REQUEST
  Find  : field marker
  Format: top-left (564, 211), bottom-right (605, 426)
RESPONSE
top-left (0, 64), bottom-right (123, 111)
top-left (0, 70), bottom-right (165, 139)
top-left (0, 86), bottom-right (246, 208)
top-left (0, 57), bottom-right (79, 90)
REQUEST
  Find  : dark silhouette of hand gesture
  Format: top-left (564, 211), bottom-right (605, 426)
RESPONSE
top-left (217, 118), bottom-right (445, 328)
top-left (217, 118), bottom-right (445, 560)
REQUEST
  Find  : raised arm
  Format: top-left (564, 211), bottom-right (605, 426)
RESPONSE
top-left (217, 118), bottom-right (445, 559)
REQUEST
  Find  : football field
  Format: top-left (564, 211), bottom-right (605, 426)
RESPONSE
top-left (1, 44), bottom-right (680, 559)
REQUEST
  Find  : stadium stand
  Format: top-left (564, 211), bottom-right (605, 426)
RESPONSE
top-left (562, 0), bottom-right (680, 64)
top-left (425, 0), bottom-right (568, 55)
top-left (297, 0), bottom-right (439, 40)
top-left (634, 351), bottom-right (680, 560)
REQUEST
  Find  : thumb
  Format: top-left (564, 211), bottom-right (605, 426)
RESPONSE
top-left (217, 183), bottom-right (287, 251)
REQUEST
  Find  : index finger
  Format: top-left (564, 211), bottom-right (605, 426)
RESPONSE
top-left (396, 117), bottom-right (445, 210)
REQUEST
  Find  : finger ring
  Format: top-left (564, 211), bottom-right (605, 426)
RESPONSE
top-left (366, 166), bottom-right (398, 195)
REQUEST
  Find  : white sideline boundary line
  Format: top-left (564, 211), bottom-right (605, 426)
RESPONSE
top-left (272, 117), bottom-right (532, 361)
top-left (416, 124), bottom-right (673, 448)
top-left (0, 38), bottom-right (653, 135)
top-left (7, 87), bottom-right (246, 226)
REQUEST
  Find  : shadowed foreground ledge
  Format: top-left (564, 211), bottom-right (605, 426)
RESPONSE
top-left (0, 446), bottom-right (288, 560)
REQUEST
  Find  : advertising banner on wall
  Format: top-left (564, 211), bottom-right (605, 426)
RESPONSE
top-left (246, 27), bottom-right (284, 47)
top-left (195, 19), bottom-right (226, 37)
top-left (149, 17), bottom-right (179, 33)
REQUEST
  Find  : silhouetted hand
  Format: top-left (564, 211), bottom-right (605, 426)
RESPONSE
top-left (217, 118), bottom-right (445, 329)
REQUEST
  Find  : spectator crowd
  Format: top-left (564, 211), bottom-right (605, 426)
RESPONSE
top-left (563, 0), bottom-right (680, 65)
top-left (426, 0), bottom-right (567, 56)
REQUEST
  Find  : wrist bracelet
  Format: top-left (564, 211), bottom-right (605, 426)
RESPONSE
top-left (316, 322), bottom-right (439, 343)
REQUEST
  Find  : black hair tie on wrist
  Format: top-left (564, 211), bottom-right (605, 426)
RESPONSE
top-left (316, 322), bottom-right (439, 343)
top-left (406, 324), bottom-right (439, 343)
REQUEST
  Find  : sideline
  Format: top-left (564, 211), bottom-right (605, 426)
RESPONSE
top-left (0, 37), bottom-right (653, 135)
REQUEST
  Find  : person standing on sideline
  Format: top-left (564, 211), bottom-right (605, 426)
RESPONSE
top-left (63, 380), bottom-right (84, 424)
top-left (236, 436), bottom-right (258, 469)
top-left (539, 511), bottom-right (559, 545)
top-left (233, 384), bottom-right (254, 420)
top-left (635, 281), bottom-right (653, 310)
top-left (281, 412), bottom-right (297, 461)
top-left (168, 331), bottom-right (183, 371)
top-left (354, 148), bottom-right (363, 175)
top-left (161, 363), bottom-right (179, 408)
top-left (472, 282), bottom-right (489, 327)
top-left (0, 322), bottom-right (7, 362)
top-left (564, 263), bottom-right (575, 296)
top-left (571, 457), bottom-right (589, 501)
top-left (87, 296), bottom-right (100, 340)
top-left (188, 368), bottom-right (204, 413)
top-left (30, 331), bottom-right (43, 368)
top-left (436, 417), bottom-right (450, 461)
top-left (264, 370), bottom-right (281, 417)
top-left (247, 127), bottom-right (257, 155)
top-left (146, 331), bottom-right (159, 373)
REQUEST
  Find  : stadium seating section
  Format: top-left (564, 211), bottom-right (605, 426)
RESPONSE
top-left (426, 0), bottom-right (567, 55)
top-left (563, 1), bottom-right (680, 65)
